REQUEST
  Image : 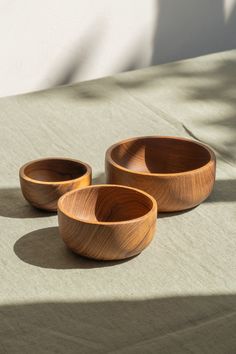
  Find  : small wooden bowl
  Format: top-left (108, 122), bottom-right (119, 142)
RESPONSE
top-left (58, 184), bottom-right (157, 260)
top-left (19, 157), bottom-right (92, 211)
top-left (105, 136), bottom-right (216, 212)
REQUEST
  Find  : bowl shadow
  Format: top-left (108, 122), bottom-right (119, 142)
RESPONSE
top-left (14, 227), bottom-right (135, 269)
top-left (92, 172), bottom-right (106, 184)
top-left (0, 187), bottom-right (56, 218)
top-left (158, 206), bottom-right (198, 218)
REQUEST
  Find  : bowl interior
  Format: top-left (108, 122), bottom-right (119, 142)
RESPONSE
top-left (24, 159), bottom-right (87, 182)
top-left (110, 137), bottom-right (211, 174)
top-left (60, 185), bottom-right (153, 223)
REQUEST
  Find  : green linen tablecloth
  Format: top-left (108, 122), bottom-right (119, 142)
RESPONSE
top-left (0, 50), bottom-right (236, 353)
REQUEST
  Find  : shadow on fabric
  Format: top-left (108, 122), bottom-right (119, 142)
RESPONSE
top-left (1, 294), bottom-right (236, 353)
top-left (14, 227), bottom-right (134, 269)
top-left (0, 187), bottom-right (56, 219)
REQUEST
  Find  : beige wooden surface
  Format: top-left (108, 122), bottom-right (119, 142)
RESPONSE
top-left (0, 50), bottom-right (236, 353)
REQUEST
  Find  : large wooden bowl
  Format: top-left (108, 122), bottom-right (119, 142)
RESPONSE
top-left (58, 184), bottom-right (157, 260)
top-left (19, 157), bottom-right (92, 211)
top-left (105, 136), bottom-right (216, 212)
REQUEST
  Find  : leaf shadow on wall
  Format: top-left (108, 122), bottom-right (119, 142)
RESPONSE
top-left (152, 0), bottom-right (236, 65)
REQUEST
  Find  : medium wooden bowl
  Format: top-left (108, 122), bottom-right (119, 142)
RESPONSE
top-left (58, 184), bottom-right (157, 260)
top-left (105, 136), bottom-right (216, 212)
top-left (19, 157), bottom-right (92, 211)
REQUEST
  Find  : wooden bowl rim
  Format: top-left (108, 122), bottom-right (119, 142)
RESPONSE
top-left (19, 157), bottom-right (92, 185)
top-left (106, 136), bottom-right (216, 177)
top-left (58, 184), bottom-right (157, 225)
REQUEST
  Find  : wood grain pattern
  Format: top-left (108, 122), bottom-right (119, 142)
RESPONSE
top-left (19, 158), bottom-right (92, 211)
top-left (105, 136), bottom-right (216, 212)
top-left (58, 184), bottom-right (157, 260)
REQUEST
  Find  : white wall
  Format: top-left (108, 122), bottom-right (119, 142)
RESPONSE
top-left (0, 0), bottom-right (235, 97)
